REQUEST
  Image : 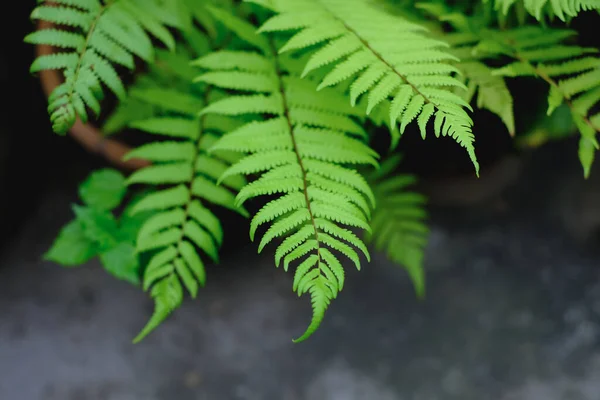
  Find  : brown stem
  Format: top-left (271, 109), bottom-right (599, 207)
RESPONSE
top-left (271, 42), bottom-right (322, 261)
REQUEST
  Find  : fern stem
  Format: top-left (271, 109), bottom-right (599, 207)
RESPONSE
top-left (57, 2), bottom-right (109, 117)
top-left (270, 42), bottom-right (323, 261)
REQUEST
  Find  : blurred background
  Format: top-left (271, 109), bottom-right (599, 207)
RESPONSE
top-left (1, 2), bottom-right (600, 399)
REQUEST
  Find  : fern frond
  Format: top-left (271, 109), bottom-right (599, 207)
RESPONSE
top-left (487, 0), bottom-right (600, 22)
top-left (27, 0), bottom-right (186, 135)
top-left (364, 155), bottom-right (429, 298)
top-left (124, 82), bottom-right (248, 342)
top-left (250, 0), bottom-right (479, 175)
top-left (485, 26), bottom-right (600, 177)
top-left (198, 7), bottom-right (377, 342)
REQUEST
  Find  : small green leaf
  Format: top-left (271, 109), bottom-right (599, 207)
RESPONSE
top-left (73, 205), bottom-right (120, 251)
top-left (79, 169), bottom-right (127, 211)
top-left (44, 220), bottom-right (98, 267)
top-left (99, 242), bottom-right (141, 285)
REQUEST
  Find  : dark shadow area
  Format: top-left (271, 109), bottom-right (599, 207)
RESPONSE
top-left (0, 0), bottom-right (107, 254)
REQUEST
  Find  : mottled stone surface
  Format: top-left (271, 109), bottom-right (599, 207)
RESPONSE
top-left (1, 141), bottom-right (599, 400)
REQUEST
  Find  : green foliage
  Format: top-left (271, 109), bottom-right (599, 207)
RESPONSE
top-left (45, 219), bottom-right (98, 266)
top-left (364, 155), bottom-right (429, 298)
top-left (79, 168), bottom-right (127, 210)
top-left (196, 8), bottom-right (376, 342)
top-left (26, 0), bottom-right (191, 134)
top-left (417, 1), bottom-right (599, 176)
top-left (482, 27), bottom-right (600, 177)
top-left (111, 33), bottom-right (248, 342)
top-left (251, 0), bottom-right (480, 174)
top-left (515, 103), bottom-right (577, 148)
top-left (125, 83), bottom-right (248, 341)
top-left (417, 2), bottom-right (516, 136)
top-left (29, 0), bottom-right (599, 342)
top-left (45, 169), bottom-right (145, 285)
top-left (486, 0), bottom-right (600, 21)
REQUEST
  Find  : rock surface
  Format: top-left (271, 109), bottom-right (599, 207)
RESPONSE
top-left (1, 141), bottom-right (600, 400)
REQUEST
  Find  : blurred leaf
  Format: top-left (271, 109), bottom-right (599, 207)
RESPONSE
top-left (516, 104), bottom-right (576, 148)
top-left (118, 191), bottom-right (158, 243)
top-left (100, 242), bottom-right (141, 285)
top-left (578, 136), bottom-right (596, 179)
top-left (103, 98), bottom-right (156, 135)
top-left (73, 205), bottom-right (120, 250)
top-left (461, 61), bottom-right (515, 136)
top-left (44, 220), bottom-right (98, 267)
top-left (79, 169), bottom-right (127, 211)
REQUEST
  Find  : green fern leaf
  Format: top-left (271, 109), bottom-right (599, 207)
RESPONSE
top-left (124, 141), bottom-right (196, 163)
top-left (197, 9), bottom-right (377, 342)
top-left (460, 61), bottom-right (515, 135)
top-left (205, 5), bottom-right (271, 55)
top-left (190, 50), bottom-right (273, 72)
top-left (487, 0), bottom-right (600, 21)
top-left (25, 29), bottom-right (85, 50)
top-left (415, 4), bottom-right (517, 136)
top-left (130, 186), bottom-right (191, 215)
top-left (487, 26), bottom-right (600, 176)
top-left (251, 0), bottom-right (479, 175)
top-left (364, 155), bottom-right (429, 298)
top-left (28, 0), bottom-right (182, 135)
top-left (421, 3), bottom-right (597, 174)
top-left (124, 83), bottom-right (248, 342)
top-left (130, 87), bottom-right (204, 115)
top-left (130, 117), bottom-right (200, 139)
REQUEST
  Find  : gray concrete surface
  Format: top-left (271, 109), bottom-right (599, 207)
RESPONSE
top-left (1, 142), bottom-right (600, 400)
